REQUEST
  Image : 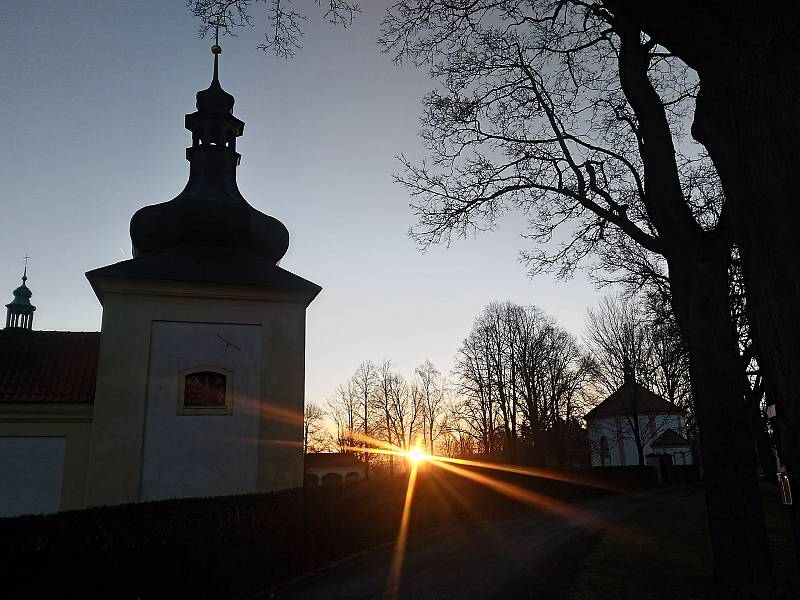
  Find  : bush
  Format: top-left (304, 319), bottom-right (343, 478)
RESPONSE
top-left (0, 465), bottom-right (651, 599)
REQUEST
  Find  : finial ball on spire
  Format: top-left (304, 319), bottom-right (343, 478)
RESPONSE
top-left (212, 44), bottom-right (222, 55)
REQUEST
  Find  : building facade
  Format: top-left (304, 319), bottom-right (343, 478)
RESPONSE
top-left (586, 379), bottom-right (693, 467)
top-left (0, 45), bottom-right (320, 517)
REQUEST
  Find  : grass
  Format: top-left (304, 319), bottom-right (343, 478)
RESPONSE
top-left (566, 483), bottom-right (799, 599)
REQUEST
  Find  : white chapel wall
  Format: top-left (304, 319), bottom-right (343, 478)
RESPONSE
top-left (140, 321), bottom-right (263, 501)
top-left (589, 413), bottom-right (687, 467)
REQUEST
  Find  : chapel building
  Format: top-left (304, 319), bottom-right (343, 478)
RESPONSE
top-left (0, 45), bottom-right (320, 518)
top-left (585, 375), bottom-right (693, 468)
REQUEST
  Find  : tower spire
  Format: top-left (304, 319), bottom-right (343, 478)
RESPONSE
top-left (128, 39), bottom-right (290, 263)
top-left (5, 256), bottom-right (36, 330)
top-left (211, 18), bottom-right (222, 83)
top-left (213, 47), bottom-right (220, 82)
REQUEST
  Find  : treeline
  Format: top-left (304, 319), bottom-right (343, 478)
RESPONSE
top-left (308, 359), bottom-right (449, 468)
top-left (307, 292), bottom-right (695, 469)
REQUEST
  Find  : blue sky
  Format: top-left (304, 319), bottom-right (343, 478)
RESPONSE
top-left (1, 1), bottom-right (602, 404)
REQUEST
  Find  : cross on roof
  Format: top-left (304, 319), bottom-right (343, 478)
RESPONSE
top-left (209, 18), bottom-right (223, 46)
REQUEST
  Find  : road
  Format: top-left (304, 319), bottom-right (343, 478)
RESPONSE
top-left (257, 492), bottom-right (655, 600)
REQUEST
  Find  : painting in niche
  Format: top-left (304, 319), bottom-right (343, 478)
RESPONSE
top-left (183, 371), bottom-right (227, 408)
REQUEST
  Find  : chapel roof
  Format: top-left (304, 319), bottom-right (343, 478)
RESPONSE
top-left (585, 380), bottom-right (683, 420)
top-left (0, 330), bottom-right (100, 404)
top-left (86, 246), bottom-right (321, 304)
top-left (650, 428), bottom-right (691, 447)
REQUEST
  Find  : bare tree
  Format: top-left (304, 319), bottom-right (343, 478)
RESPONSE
top-left (454, 301), bottom-right (590, 466)
top-left (585, 296), bottom-right (652, 394)
top-left (439, 419), bottom-right (476, 458)
top-left (585, 294), bottom-right (685, 465)
top-left (388, 373), bottom-right (423, 451)
top-left (351, 360), bottom-right (377, 478)
top-left (372, 359), bottom-right (401, 473)
top-left (327, 380), bottom-right (358, 453)
top-left (415, 359), bottom-right (446, 453)
top-left (303, 403), bottom-right (331, 453)
top-left (380, 3), bottom-right (771, 590)
top-left (453, 322), bottom-right (499, 455)
top-left (188, 0), bottom-right (360, 59)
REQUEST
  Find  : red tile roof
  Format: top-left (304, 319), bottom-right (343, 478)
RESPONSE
top-left (585, 381), bottom-right (683, 420)
top-left (0, 330), bottom-right (100, 404)
top-left (651, 428), bottom-right (691, 447)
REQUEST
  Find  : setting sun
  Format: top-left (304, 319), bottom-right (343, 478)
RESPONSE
top-left (407, 447), bottom-right (428, 464)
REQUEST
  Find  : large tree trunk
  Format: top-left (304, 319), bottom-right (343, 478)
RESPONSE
top-left (603, 0), bottom-right (800, 558)
top-left (692, 60), bottom-right (800, 559)
top-left (670, 243), bottom-right (775, 597)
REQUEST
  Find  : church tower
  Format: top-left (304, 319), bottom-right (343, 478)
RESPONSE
top-left (84, 45), bottom-right (321, 507)
top-left (5, 263), bottom-right (35, 330)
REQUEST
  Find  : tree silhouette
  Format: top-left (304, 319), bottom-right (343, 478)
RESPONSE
top-left (380, 2), bottom-right (772, 593)
top-left (188, 0), bottom-right (360, 59)
top-left (589, 0), bottom-right (800, 568)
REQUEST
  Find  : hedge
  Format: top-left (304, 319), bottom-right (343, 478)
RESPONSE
top-left (0, 465), bottom-right (658, 599)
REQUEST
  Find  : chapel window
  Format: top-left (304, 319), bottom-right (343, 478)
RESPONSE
top-left (178, 368), bottom-right (232, 415)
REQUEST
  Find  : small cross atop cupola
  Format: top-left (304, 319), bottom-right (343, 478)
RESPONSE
top-left (5, 256), bottom-right (36, 330)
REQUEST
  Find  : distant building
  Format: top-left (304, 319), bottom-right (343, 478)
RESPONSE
top-left (0, 45), bottom-right (320, 518)
top-left (304, 453), bottom-right (366, 486)
top-left (585, 377), bottom-right (693, 468)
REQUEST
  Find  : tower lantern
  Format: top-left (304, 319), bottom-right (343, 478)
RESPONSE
top-left (5, 258), bottom-right (35, 330)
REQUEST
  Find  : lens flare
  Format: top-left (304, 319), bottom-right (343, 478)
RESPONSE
top-left (330, 439), bottom-right (639, 595)
top-left (407, 447), bottom-right (427, 464)
top-left (387, 463), bottom-right (419, 599)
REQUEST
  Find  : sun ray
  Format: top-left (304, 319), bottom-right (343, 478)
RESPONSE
top-left (430, 455), bottom-right (626, 493)
top-left (386, 462), bottom-right (419, 599)
top-left (222, 437), bottom-right (304, 448)
top-left (234, 398), bottom-right (305, 425)
top-left (347, 430), bottom-right (410, 454)
top-left (342, 445), bottom-right (405, 457)
top-left (428, 459), bottom-right (611, 530)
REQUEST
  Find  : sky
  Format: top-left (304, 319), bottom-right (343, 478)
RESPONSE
top-left (1, 1), bottom-right (603, 405)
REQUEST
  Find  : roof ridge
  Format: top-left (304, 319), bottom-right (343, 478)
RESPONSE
top-left (585, 380), bottom-right (684, 420)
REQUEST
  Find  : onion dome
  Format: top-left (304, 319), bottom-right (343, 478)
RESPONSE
top-left (129, 44), bottom-right (289, 263)
top-left (5, 265), bottom-right (35, 330)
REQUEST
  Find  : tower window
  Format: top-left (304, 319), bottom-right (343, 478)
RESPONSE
top-left (177, 367), bottom-right (233, 415)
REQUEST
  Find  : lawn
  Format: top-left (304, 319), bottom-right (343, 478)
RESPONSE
top-left (566, 483), bottom-right (799, 599)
